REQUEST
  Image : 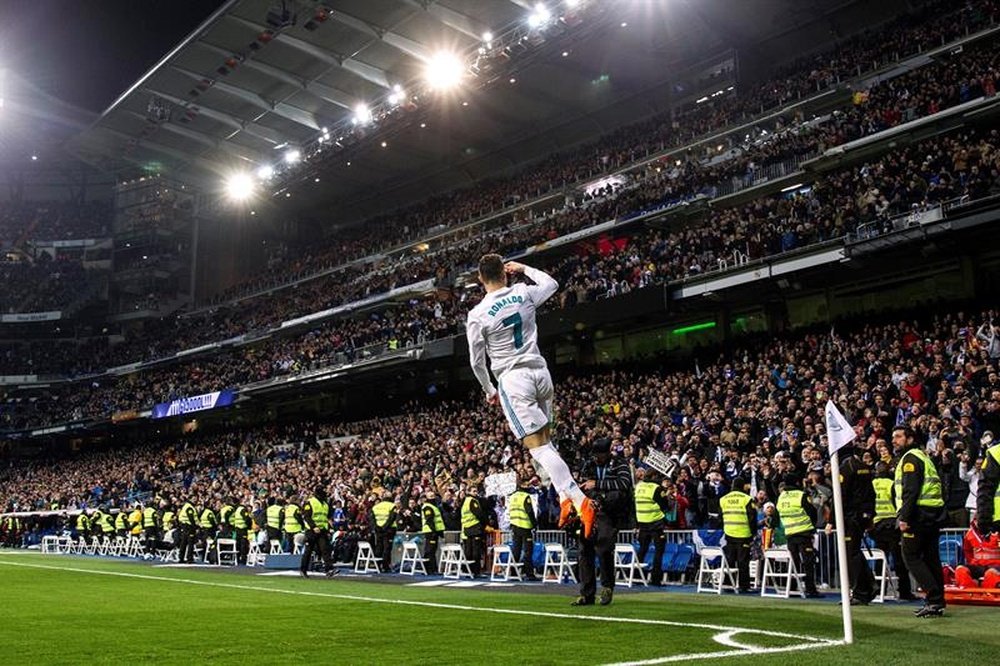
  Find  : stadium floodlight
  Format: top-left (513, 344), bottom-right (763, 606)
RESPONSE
top-left (423, 50), bottom-right (465, 91)
top-left (527, 3), bottom-right (551, 29)
top-left (256, 164), bottom-right (274, 180)
top-left (482, 31), bottom-right (493, 43)
top-left (353, 102), bottom-right (373, 125)
top-left (283, 149), bottom-right (301, 164)
top-left (564, 0), bottom-right (581, 7)
top-left (387, 85), bottom-right (405, 106)
top-left (224, 172), bottom-right (255, 202)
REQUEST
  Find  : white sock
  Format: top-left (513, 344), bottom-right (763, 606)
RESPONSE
top-left (529, 443), bottom-right (585, 508)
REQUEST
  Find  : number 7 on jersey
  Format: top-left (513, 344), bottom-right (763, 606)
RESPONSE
top-left (501, 312), bottom-right (524, 349)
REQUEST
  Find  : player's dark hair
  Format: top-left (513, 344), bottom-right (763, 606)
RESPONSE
top-left (478, 254), bottom-right (505, 284)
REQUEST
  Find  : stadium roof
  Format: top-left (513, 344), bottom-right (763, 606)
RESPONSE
top-left (65, 0), bottom-right (874, 218)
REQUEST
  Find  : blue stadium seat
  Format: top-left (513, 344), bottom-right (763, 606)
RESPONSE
top-left (939, 536), bottom-right (963, 567)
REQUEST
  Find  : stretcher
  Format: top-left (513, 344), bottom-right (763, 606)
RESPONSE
top-left (944, 585), bottom-right (1000, 606)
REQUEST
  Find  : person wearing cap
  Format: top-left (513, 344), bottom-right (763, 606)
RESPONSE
top-left (634, 467), bottom-right (671, 586)
top-left (870, 462), bottom-right (914, 600)
top-left (977, 430), bottom-right (1000, 536)
top-left (892, 425), bottom-right (947, 618)
top-left (421, 490), bottom-right (446, 575)
top-left (775, 475), bottom-right (822, 598)
top-left (720, 476), bottom-right (756, 593)
top-left (300, 486), bottom-right (337, 578)
top-left (572, 437), bottom-right (632, 606)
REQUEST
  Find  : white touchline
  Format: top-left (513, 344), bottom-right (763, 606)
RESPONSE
top-left (0, 558), bottom-right (843, 663)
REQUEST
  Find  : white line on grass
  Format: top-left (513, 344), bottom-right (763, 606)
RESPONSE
top-left (0, 558), bottom-right (843, 663)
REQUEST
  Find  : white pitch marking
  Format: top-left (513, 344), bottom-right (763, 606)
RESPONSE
top-left (0, 557), bottom-right (842, 664)
top-left (407, 580), bottom-right (452, 587)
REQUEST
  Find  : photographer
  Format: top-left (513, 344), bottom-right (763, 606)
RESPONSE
top-left (571, 438), bottom-right (633, 607)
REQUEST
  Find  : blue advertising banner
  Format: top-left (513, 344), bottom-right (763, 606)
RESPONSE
top-left (151, 389), bottom-right (236, 419)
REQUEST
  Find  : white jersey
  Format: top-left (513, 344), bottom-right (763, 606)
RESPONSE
top-left (466, 266), bottom-right (558, 396)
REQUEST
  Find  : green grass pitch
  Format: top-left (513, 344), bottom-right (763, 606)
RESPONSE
top-left (0, 553), bottom-right (996, 665)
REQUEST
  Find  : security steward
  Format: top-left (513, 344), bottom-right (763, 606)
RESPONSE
top-left (892, 425), bottom-right (947, 617)
top-left (826, 441), bottom-right (875, 605)
top-left (141, 503), bottom-right (160, 555)
top-left (283, 499), bottom-right (304, 552)
top-left (176, 499), bottom-right (198, 564)
top-left (775, 476), bottom-right (822, 597)
top-left (114, 509), bottom-right (130, 539)
top-left (572, 437), bottom-right (633, 607)
top-left (98, 508), bottom-right (116, 543)
top-left (228, 499), bottom-right (251, 566)
top-left (421, 491), bottom-right (446, 575)
top-left (265, 498), bottom-right (285, 553)
top-left (460, 486), bottom-right (488, 577)
top-left (720, 476), bottom-right (756, 593)
top-left (634, 467), bottom-right (671, 586)
top-left (198, 501), bottom-right (218, 563)
top-left (509, 479), bottom-right (539, 581)
top-left (219, 500), bottom-right (235, 539)
top-left (976, 433), bottom-right (1000, 535)
top-left (369, 492), bottom-right (398, 572)
top-left (75, 509), bottom-right (91, 540)
top-left (870, 462), bottom-right (913, 600)
top-left (300, 486), bottom-right (337, 578)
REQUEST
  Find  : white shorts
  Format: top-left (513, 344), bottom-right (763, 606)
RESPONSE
top-left (498, 366), bottom-right (553, 439)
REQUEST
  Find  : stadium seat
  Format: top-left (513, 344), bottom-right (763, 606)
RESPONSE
top-left (354, 540), bottom-right (381, 574)
top-left (613, 543), bottom-right (648, 588)
top-left (939, 536), bottom-right (964, 567)
top-left (759, 548), bottom-right (805, 599)
top-left (440, 544), bottom-right (475, 580)
top-left (668, 544), bottom-right (695, 582)
top-left (246, 541), bottom-right (264, 567)
top-left (865, 548), bottom-right (897, 603)
top-left (399, 540), bottom-right (429, 576)
top-left (542, 544), bottom-right (577, 584)
top-left (696, 546), bottom-right (739, 595)
top-left (216, 538), bottom-right (238, 566)
top-left (490, 544), bottom-right (523, 582)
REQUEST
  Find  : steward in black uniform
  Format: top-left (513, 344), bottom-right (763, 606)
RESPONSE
top-left (421, 491), bottom-right (446, 574)
top-left (892, 426), bottom-right (947, 617)
top-left (870, 462), bottom-right (914, 600)
top-left (572, 438), bottom-right (633, 607)
top-left (460, 487), bottom-right (488, 577)
top-left (828, 443), bottom-right (875, 605)
top-left (976, 437), bottom-right (1000, 534)
top-left (228, 499), bottom-right (251, 566)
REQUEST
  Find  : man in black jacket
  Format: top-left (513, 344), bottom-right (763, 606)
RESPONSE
top-left (571, 438), bottom-right (633, 607)
top-left (892, 426), bottom-right (948, 617)
top-left (826, 444), bottom-right (876, 605)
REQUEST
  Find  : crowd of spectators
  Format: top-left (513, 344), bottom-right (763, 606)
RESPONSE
top-left (0, 257), bottom-right (105, 315)
top-left (207, 0), bottom-right (1000, 304)
top-left (7, 32), bottom-right (999, 376)
top-left (0, 200), bottom-right (111, 247)
top-left (4, 304), bottom-right (999, 541)
top-left (2, 120), bottom-right (999, 427)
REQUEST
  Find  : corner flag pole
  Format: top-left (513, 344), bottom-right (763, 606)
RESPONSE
top-left (828, 450), bottom-right (854, 644)
top-left (825, 400), bottom-right (856, 645)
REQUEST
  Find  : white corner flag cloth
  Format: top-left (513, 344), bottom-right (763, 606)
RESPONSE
top-left (825, 399), bottom-right (857, 454)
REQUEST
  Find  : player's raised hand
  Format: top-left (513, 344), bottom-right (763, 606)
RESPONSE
top-left (504, 261), bottom-right (526, 274)
top-left (486, 392), bottom-right (499, 407)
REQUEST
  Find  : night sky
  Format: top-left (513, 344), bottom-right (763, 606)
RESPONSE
top-left (0, 0), bottom-right (225, 113)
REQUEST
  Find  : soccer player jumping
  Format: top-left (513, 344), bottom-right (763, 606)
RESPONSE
top-left (466, 254), bottom-right (596, 537)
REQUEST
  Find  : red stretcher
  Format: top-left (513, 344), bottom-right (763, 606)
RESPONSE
top-left (944, 586), bottom-right (1000, 606)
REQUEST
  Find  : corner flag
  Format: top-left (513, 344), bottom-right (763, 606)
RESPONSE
top-left (825, 399), bottom-right (856, 454)
top-left (825, 399), bottom-right (856, 644)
